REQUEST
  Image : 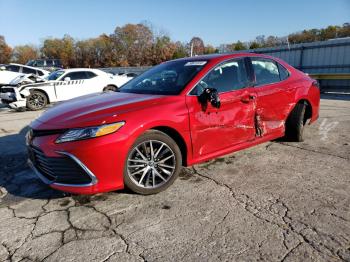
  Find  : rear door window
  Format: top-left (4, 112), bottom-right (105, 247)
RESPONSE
top-left (251, 58), bottom-right (280, 86)
top-left (64, 71), bottom-right (90, 80)
top-left (85, 71), bottom-right (97, 79)
top-left (22, 67), bottom-right (37, 74)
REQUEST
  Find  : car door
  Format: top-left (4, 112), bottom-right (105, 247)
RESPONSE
top-left (186, 58), bottom-right (257, 159)
top-left (55, 71), bottom-right (93, 101)
top-left (84, 71), bottom-right (102, 92)
top-left (248, 57), bottom-right (293, 136)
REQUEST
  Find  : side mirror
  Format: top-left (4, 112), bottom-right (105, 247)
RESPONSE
top-left (64, 77), bottom-right (71, 81)
top-left (199, 87), bottom-right (221, 108)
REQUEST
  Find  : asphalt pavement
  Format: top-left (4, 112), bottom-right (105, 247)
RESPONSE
top-left (0, 95), bottom-right (349, 261)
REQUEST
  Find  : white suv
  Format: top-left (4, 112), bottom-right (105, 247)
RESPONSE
top-left (0, 68), bottom-right (134, 111)
top-left (0, 63), bottom-right (50, 87)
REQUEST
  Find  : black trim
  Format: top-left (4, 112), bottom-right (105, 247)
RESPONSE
top-left (244, 57), bottom-right (255, 86)
top-left (31, 128), bottom-right (66, 137)
top-left (28, 146), bottom-right (92, 185)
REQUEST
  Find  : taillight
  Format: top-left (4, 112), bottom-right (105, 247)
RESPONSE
top-left (312, 80), bottom-right (320, 89)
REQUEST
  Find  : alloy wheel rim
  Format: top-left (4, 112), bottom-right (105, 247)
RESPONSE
top-left (28, 93), bottom-right (45, 108)
top-left (127, 140), bottom-right (176, 189)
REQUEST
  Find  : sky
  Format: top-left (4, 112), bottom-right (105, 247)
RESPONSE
top-left (0, 0), bottom-right (349, 47)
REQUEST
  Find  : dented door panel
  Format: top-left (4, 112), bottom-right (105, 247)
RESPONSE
top-left (254, 81), bottom-right (295, 136)
top-left (187, 87), bottom-right (256, 158)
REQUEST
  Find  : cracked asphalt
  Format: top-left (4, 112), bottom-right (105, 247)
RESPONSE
top-left (0, 95), bottom-right (349, 262)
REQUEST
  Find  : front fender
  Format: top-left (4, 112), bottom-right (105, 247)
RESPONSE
top-left (19, 89), bottom-right (30, 97)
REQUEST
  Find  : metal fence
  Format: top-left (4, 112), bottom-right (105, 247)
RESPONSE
top-left (102, 38), bottom-right (350, 92)
top-left (245, 38), bottom-right (350, 92)
top-left (102, 66), bottom-right (150, 75)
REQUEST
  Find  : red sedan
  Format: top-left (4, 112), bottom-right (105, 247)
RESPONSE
top-left (27, 53), bottom-right (320, 195)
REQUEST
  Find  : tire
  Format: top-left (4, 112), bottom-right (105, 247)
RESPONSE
top-left (103, 85), bottom-right (118, 92)
top-left (285, 102), bottom-right (306, 142)
top-left (124, 130), bottom-right (182, 195)
top-left (26, 90), bottom-right (48, 111)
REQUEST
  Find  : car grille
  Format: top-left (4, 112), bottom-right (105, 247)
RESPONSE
top-left (31, 128), bottom-right (66, 137)
top-left (28, 146), bottom-right (92, 185)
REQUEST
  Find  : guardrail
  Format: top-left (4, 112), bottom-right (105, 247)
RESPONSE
top-left (101, 66), bottom-right (151, 75)
top-left (308, 73), bottom-right (350, 80)
top-left (244, 38), bottom-right (350, 93)
top-left (309, 73), bottom-right (350, 93)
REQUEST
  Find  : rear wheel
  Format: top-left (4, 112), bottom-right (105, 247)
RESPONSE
top-left (26, 90), bottom-right (48, 111)
top-left (124, 130), bottom-right (182, 195)
top-left (285, 102), bottom-right (306, 142)
top-left (103, 85), bottom-right (118, 92)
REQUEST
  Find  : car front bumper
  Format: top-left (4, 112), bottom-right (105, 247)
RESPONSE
top-left (0, 88), bottom-right (26, 109)
top-left (28, 130), bottom-right (132, 194)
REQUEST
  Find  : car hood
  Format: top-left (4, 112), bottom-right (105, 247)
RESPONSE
top-left (19, 81), bottom-right (52, 91)
top-left (31, 92), bottom-right (164, 129)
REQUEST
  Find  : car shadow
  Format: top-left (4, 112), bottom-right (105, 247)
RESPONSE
top-left (0, 126), bottom-right (67, 200)
top-left (0, 125), bottom-right (134, 201)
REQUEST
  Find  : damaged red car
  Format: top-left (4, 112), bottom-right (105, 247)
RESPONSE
top-left (27, 53), bottom-right (320, 195)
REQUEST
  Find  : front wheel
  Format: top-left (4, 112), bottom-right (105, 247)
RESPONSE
top-left (124, 130), bottom-right (182, 195)
top-left (26, 90), bottom-right (48, 111)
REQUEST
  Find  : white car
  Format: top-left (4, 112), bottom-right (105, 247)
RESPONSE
top-left (0, 68), bottom-right (134, 111)
top-left (0, 63), bottom-right (50, 87)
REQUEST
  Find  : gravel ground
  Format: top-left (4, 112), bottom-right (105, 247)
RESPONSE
top-left (0, 95), bottom-right (349, 262)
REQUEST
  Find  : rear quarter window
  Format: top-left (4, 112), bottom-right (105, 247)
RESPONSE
top-left (278, 63), bottom-right (290, 81)
top-left (252, 59), bottom-right (280, 86)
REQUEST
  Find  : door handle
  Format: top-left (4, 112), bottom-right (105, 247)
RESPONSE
top-left (240, 94), bottom-right (256, 103)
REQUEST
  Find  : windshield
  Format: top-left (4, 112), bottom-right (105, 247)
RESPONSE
top-left (119, 60), bottom-right (206, 95)
top-left (48, 70), bottom-right (64, 81)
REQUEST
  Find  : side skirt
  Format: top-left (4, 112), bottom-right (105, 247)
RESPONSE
top-left (187, 131), bottom-right (284, 166)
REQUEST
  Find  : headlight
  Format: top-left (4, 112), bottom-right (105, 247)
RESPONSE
top-left (55, 121), bottom-right (125, 143)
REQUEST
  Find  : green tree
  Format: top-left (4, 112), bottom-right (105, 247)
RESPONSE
top-left (189, 37), bottom-right (205, 56)
top-left (149, 36), bottom-right (176, 65)
top-left (172, 41), bottom-right (188, 59)
top-left (0, 36), bottom-right (12, 64)
top-left (41, 35), bottom-right (75, 67)
top-left (249, 42), bottom-right (261, 49)
top-left (204, 44), bottom-right (217, 54)
top-left (233, 41), bottom-right (246, 51)
top-left (12, 45), bottom-right (39, 64)
top-left (111, 23), bottom-right (153, 66)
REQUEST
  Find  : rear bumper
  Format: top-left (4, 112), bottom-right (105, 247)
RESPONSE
top-left (309, 85), bottom-right (321, 124)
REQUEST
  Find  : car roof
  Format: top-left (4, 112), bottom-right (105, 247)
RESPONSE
top-left (59, 68), bottom-right (104, 73)
top-left (171, 52), bottom-right (278, 63)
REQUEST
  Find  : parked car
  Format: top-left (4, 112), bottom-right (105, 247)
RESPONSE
top-left (26, 59), bottom-right (63, 72)
top-left (0, 63), bottom-right (50, 87)
top-left (0, 68), bottom-right (133, 110)
top-left (26, 53), bottom-right (320, 195)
